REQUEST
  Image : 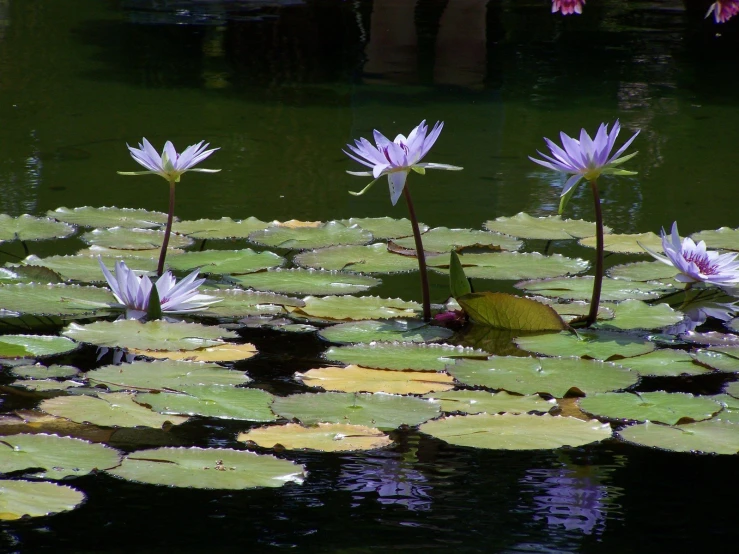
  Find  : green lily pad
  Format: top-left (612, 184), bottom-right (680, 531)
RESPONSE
top-left (428, 252), bottom-right (588, 280)
top-left (713, 394), bottom-right (739, 423)
top-left (617, 420), bottom-right (739, 455)
top-left (456, 292), bottom-right (568, 330)
top-left (63, 320), bottom-right (238, 351)
top-left (339, 217), bottom-right (427, 240)
top-left (422, 390), bottom-right (555, 415)
top-left (690, 227), bottom-right (739, 251)
top-left (248, 221), bottom-right (373, 250)
top-left (579, 232), bottom-right (664, 254)
top-left (295, 243), bottom-right (419, 274)
top-left (166, 249), bottom-right (285, 275)
top-left (238, 422), bottom-right (392, 452)
top-left (86, 360), bottom-right (249, 391)
top-left (296, 365), bottom-right (455, 394)
top-left (596, 300), bottom-right (684, 331)
top-left (136, 386), bottom-right (275, 421)
top-left (80, 228), bottom-right (193, 250)
top-left (483, 213), bottom-right (607, 240)
top-left (106, 447), bottom-right (305, 489)
top-left (10, 364), bottom-right (80, 379)
top-left (40, 392), bottom-right (190, 428)
top-left (448, 356), bottom-right (638, 396)
top-left (0, 214), bottom-right (76, 243)
top-left (682, 331), bottom-right (739, 347)
top-left (199, 288), bottom-right (303, 318)
top-left (0, 434), bottom-right (122, 479)
top-left (0, 335), bottom-right (78, 359)
top-left (726, 381), bottom-right (739, 398)
top-left (579, 392), bottom-right (722, 425)
top-left (271, 392), bottom-right (440, 430)
top-left (0, 480), bottom-right (85, 520)
top-left (515, 276), bottom-right (676, 302)
top-left (0, 283), bottom-right (116, 316)
top-left (318, 320), bottom-right (453, 344)
top-left (607, 261), bottom-right (679, 281)
top-left (515, 330), bottom-right (655, 360)
top-left (392, 227), bottom-right (522, 253)
top-left (129, 343), bottom-right (257, 363)
top-left (9, 379), bottom-right (85, 392)
top-left (296, 295), bottom-right (421, 320)
top-left (325, 343), bottom-right (488, 371)
top-left (419, 413), bottom-right (612, 450)
top-left (616, 350), bottom-right (711, 377)
top-left (173, 217), bottom-right (269, 240)
top-left (230, 268), bottom-right (380, 296)
top-left (692, 348), bottom-right (739, 373)
top-left (16, 254), bottom-right (157, 283)
top-left (531, 297), bottom-right (614, 323)
top-left (47, 206), bottom-right (168, 229)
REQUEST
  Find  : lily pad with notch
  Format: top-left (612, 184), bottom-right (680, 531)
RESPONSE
top-left (0, 283), bottom-right (116, 316)
top-left (690, 227), bottom-right (739, 251)
top-left (249, 221), bottom-right (373, 250)
top-left (318, 319), bottom-right (453, 345)
top-left (515, 330), bottom-right (655, 360)
top-left (81, 227), bottom-right (193, 250)
top-left (596, 300), bottom-right (684, 331)
top-left (579, 232), bottom-right (663, 254)
top-left (428, 251), bottom-right (588, 280)
top-left (199, 288), bottom-right (303, 318)
top-left (0, 334), bottom-right (78, 359)
top-left (422, 390), bottom-right (555, 415)
top-left (339, 217), bottom-right (426, 240)
top-left (296, 295), bottom-right (421, 321)
top-left (166, 249), bottom-right (285, 275)
top-left (296, 365), bottom-right (456, 394)
top-left (230, 268), bottom-right (381, 296)
top-left (617, 419), bottom-right (739, 455)
top-left (136, 386), bottom-right (275, 421)
top-left (483, 212), bottom-right (608, 240)
top-left (173, 217), bottom-right (269, 240)
top-left (579, 391), bottom-right (722, 425)
top-left (516, 276), bottom-right (676, 302)
top-left (15, 254), bottom-right (157, 283)
top-left (47, 206), bottom-right (168, 229)
top-left (607, 261), bottom-right (679, 281)
top-left (325, 342), bottom-right (489, 371)
top-left (0, 214), bottom-right (76, 243)
top-left (238, 422), bottom-right (393, 452)
top-left (392, 227), bottom-right (522, 253)
top-left (295, 243), bottom-right (419, 274)
top-left (0, 480), bottom-right (85, 520)
top-left (615, 349), bottom-right (711, 377)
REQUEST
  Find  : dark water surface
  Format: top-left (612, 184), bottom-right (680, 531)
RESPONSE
top-left (1, 0), bottom-right (739, 552)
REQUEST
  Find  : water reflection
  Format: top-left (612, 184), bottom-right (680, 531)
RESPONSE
top-left (0, 130), bottom-right (41, 215)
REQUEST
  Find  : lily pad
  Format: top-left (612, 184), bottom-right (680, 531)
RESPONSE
top-left (0, 283), bottom-right (116, 316)
top-left (691, 348), bottom-right (739, 373)
top-left (173, 217), bottom-right (269, 239)
top-left (166, 249), bottom-right (285, 275)
top-left (325, 343), bottom-right (488, 371)
top-left (47, 206), bottom-right (168, 229)
top-left (515, 330), bottom-right (655, 360)
top-left (297, 295), bottom-right (421, 321)
top-left (617, 420), bottom-right (739, 455)
top-left (579, 232), bottom-right (663, 254)
top-left (419, 413), bottom-right (612, 450)
top-left (0, 480), bottom-right (85, 520)
top-left (230, 268), bottom-right (380, 296)
top-left (616, 349), bottom-right (711, 377)
top-left (201, 288), bottom-right (303, 318)
top-left (271, 392), bottom-right (440, 430)
top-left (318, 320), bottom-right (452, 345)
top-left (0, 214), bottom-right (74, 244)
top-left (106, 447), bottom-right (305, 489)
top-left (63, 320), bottom-right (238, 351)
top-left (0, 335), bottom-right (78, 359)
top-left (129, 343), bottom-right (258, 363)
top-left (238, 422), bottom-right (392, 452)
top-left (449, 356), bottom-right (638, 396)
top-left (339, 217), bottom-right (427, 240)
top-left (516, 276), bottom-right (676, 302)
top-left (0, 434), bottom-right (122, 479)
top-left (607, 261), bottom-right (679, 281)
top-left (690, 227), bottom-right (739, 251)
top-left (296, 365), bottom-right (455, 394)
top-left (531, 297), bottom-right (614, 323)
top-left (9, 364), bottom-right (80, 379)
top-left (596, 300), bottom-right (684, 331)
top-left (580, 392), bottom-right (721, 424)
top-left (10, 379), bottom-right (85, 392)
top-left (16, 254), bottom-right (157, 283)
top-left (483, 213), bottom-right (606, 240)
top-left (457, 292), bottom-right (568, 330)
top-left (249, 221), bottom-right (373, 250)
top-left (136, 386), bottom-right (275, 421)
top-left (81, 227), bottom-right (193, 250)
top-left (682, 331), bottom-right (739, 347)
top-left (392, 227), bottom-right (522, 253)
top-left (428, 252), bottom-right (588, 280)
top-left (295, 243), bottom-right (419, 274)
top-left (422, 390), bottom-right (555, 415)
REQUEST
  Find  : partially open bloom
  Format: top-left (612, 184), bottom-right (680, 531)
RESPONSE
top-left (552, 0), bottom-right (585, 15)
top-left (529, 120), bottom-right (639, 197)
top-left (118, 138), bottom-right (220, 183)
top-left (642, 223), bottom-right (739, 286)
top-left (706, 1), bottom-right (739, 23)
top-left (99, 258), bottom-right (219, 320)
top-left (344, 120), bottom-right (463, 205)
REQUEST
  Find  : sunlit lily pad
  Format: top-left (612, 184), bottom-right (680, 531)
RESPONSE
top-left (63, 320), bottom-right (238, 351)
top-left (580, 391), bottom-right (722, 424)
top-left (516, 276), bottom-right (675, 302)
top-left (297, 295), bottom-right (421, 320)
top-left (0, 434), bottom-right (122, 479)
top-left (325, 343), bottom-right (488, 371)
top-left (691, 348), bottom-right (739, 373)
top-left (422, 390), bottom-right (555, 415)
top-left (136, 386), bottom-right (275, 421)
top-left (230, 268), bottom-right (380, 296)
top-left (86, 360), bottom-right (249, 391)
top-left (166, 249), bottom-right (285, 275)
top-left (339, 217), bottom-right (426, 240)
top-left (596, 300), bottom-right (684, 331)
top-left (318, 320), bottom-right (452, 345)
top-left (271, 392), bottom-right (440, 430)
top-left (428, 252), bottom-right (588, 280)
top-left (531, 297), bottom-right (614, 323)
top-left (615, 349), bottom-right (711, 377)
top-left (249, 221), bottom-right (373, 250)
top-left (201, 288), bottom-right (303, 318)
top-left (40, 392), bottom-right (190, 428)
top-left (238, 422), bottom-right (392, 452)
top-left (0, 334), bottom-right (78, 359)
top-left (449, 356), bottom-right (638, 396)
top-left (296, 365), bottom-right (455, 394)
top-left (16, 254), bottom-right (157, 283)
top-left (392, 227), bottom-right (522, 253)
top-left (0, 214), bottom-right (75, 244)
top-left (515, 330), bottom-right (654, 360)
top-left (48, 206), bottom-right (168, 229)
top-left (419, 413), bottom-right (612, 450)
top-left (483, 213), bottom-right (608, 240)
top-left (682, 331), bottom-right (739, 347)
top-left (579, 232), bottom-right (663, 254)
top-left (81, 227), bottom-right (193, 250)
top-left (9, 379), bottom-right (85, 392)
top-left (173, 217), bottom-right (269, 239)
top-left (9, 364), bottom-right (80, 379)
top-left (617, 420), bottom-right (739, 455)
top-left (129, 343), bottom-right (258, 362)
top-left (0, 283), bottom-right (115, 316)
top-left (295, 243), bottom-right (419, 274)
top-left (607, 261), bottom-right (679, 281)
top-left (0, 480), bottom-right (85, 520)
top-left (690, 227), bottom-right (739, 251)
top-left (106, 447), bottom-right (305, 489)
top-left (457, 292), bottom-right (568, 330)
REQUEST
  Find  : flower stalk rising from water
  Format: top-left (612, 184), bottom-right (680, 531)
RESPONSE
top-left (99, 258), bottom-right (219, 320)
top-left (344, 120), bottom-right (463, 321)
top-left (552, 0), bottom-right (586, 16)
top-left (706, 1), bottom-right (739, 23)
top-left (118, 138), bottom-right (220, 276)
top-left (530, 121), bottom-right (639, 327)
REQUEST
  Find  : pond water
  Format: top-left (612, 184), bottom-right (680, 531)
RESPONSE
top-left (1, 0), bottom-right (739, 552)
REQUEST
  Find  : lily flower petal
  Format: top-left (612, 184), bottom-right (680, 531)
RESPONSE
top-left (118, 138), bottom-right (221, 183)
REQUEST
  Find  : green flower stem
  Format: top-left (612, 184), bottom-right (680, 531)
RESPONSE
top-left (403, 183), bottom-right (431, 322)
top-left (157, 180), bottom-right (176, 277)
top-left (586, 179), bottom-right (604, 327)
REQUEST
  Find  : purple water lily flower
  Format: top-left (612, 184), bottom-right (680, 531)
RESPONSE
top-left (99, 258), bottom-right (219, 320)
top-left (529, 120), bottom-right (639, 197)
top-left (344, 120), bottom-right (463, 205)
top-left (118, 138), bottom-right (220, 183)
top-left (642, 223), bottom-right (739, 286)
top-left (706, 1), bottom-right (739, 23)
top-left (552, 0), bottom-right (586, 15)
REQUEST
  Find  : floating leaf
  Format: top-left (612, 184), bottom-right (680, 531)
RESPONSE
top-left (483, 213), bottom-right (608, 240)
top-left (10, 379), bottom-right (85, 392)
top-left (0, 283), bottom-right (115, 316)
top-left (616, 350), bottom-right (711, 377)
top-left (596, 300), bottom-right (684, 331)
top-left (429, 252), bottom-right (588, 280)
top-left (16, 254), bottom-right (157, 283)
top-left (617, 420), bottom-right (739, 455)
top-left (0, 434), bottom-right (122, 479)
top-left (249, 221), bottom-right (373, 250)
top-left (457, 292), bottom-right (568, 331)
top-left (339, 217), bottom-right (427, 240)
top-left (392, 227), bottom-right (522, 253)
top-left (515, 330), bottom-right (654, 360)
top-left (272, 392), bottom-right (440, 430)
top-left (173, 217), bottom-right (269, 239)
top-left (318, 320), bottom-right (452, 345)
top-left (690, 227), bottom-right (739, 251)
top-left (0, 335), bottom-right (78, 359)
top-left (81, 227), bottom-right (193, 250)
top-left (682, 331), bottom-right (739, 347)
top-left (422, 390), bottom-right (555, 415)
top-left (296, 365), bottom-right (455, 394)
top-left (297, 295), bottom-right (421, 321)
top-left (0, 214), bottom-right (75, 242)
top-left (230, 268), bottom-right (380, 296)
top-left (201, 288), bottom-right (303, 318)
top-left (295, 243), bottom-right (419, 274)
top-left (607, 261), bottom-right (679, 281)
top-left (516, 276), bottom-right (676, 302)
top-left (579, 232), bottom-right (663, 254)
top-left (9, 364), bottom-right (80, 379)
top-left (531, 297), bottom-right (614, 323)
top-left (47, 206), bottom-right (168, 229)
top-left (136, 386), bottom-right (275, 421)
top-left (325, 343), bottom-right (488, 371)
top-left (238, 422), bottom-right (392, 452)
top-left (129, 343), bottom-right (258, 363)
top-left (579, 392), bottom-right (721, 425)
top-left (106, 447), bottom-right (305, 489)
top-left (449, 251), bottom-right (472, 299)
top-left (419, 413), bottom-right (612, 450)
top-left (166, 249), bottom-right (285, 275)
top-left (691, 348), bottom-right (739, 373)
top-left (0, 480), bottom-right (85, 520)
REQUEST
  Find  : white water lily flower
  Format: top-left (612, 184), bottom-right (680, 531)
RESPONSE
top-left (99, 258), bottom-right (219, 320)
top-left (118, 138), bottom-right (220, 183)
